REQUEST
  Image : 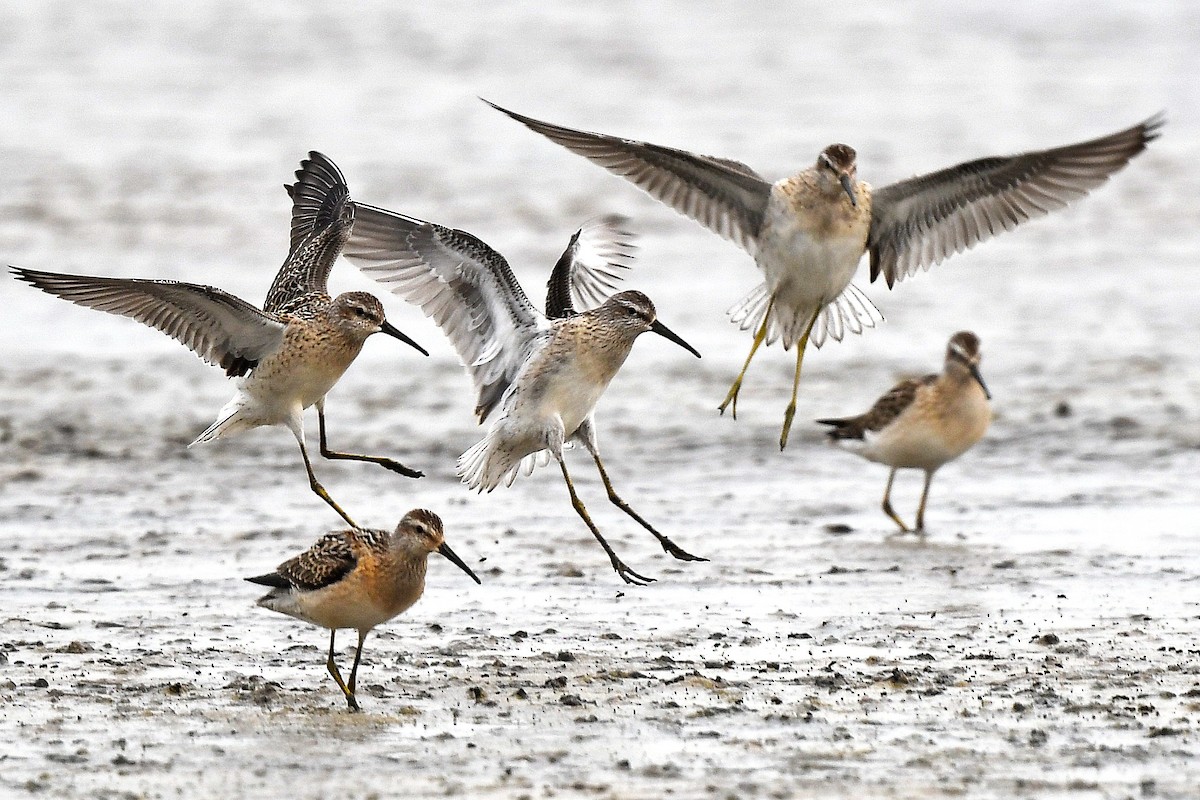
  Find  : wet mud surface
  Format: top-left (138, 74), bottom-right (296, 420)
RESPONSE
top-left (2, 2), bottom-right (1198, 798)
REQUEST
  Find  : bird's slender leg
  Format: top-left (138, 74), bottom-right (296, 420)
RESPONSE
top-left (587, 449), bottom-right (707, 563)
top-left (325, 629), bottom-right (360, 712)
top-left (317, 401), bottom-right (423, 479)
top-left (289, 417), bottom-right (358, 529)
top-left (719, 297), bottom-right (774, 419)
top-left (914, 471), bottom-right (935, 534)
top-left (557, 457), bottom-right (654, 586)
top-left (347, 629), bottom-right (369, 696)
top-left (779, 309), bottom-right (822, 450)
top-left (881, 468), bottom-right (911, 533)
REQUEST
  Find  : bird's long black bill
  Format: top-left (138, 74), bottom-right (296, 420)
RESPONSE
top-left (379, 320), bottom-right (429, 356)
top-left (438, 542), bottom-right (482, 584)
top-left (970, 364), bottom-right (992, 400)
top-left (839, 174), bottom-right (857, 207)
top-left (650, 320), bottom-right (701, 358)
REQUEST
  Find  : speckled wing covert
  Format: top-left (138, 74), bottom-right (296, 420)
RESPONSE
top-left (485, 100), bottom-right (773, 257)
top-left (544, 214), bottom-right (636, 319)
top-left (268, 530), bottom-right (360, 592)
top-left (344, 203), bottom-right (547, 422)
top-left (9, 267), bottom-right (287, 377)
top-left (867, 113), bottom-right (1165, 288)
top-left (264, 151), bottom-right (355, 313)
top-left (817, 374), bottom-right (937, 439)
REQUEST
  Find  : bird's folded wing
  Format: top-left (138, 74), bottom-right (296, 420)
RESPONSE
top-left (344, 203), bottom-right (546, 421)
top-left (544, 214), bottom-right (636, 319)
top-left (10, 267), bottom-right (286, 377)
top-left (486, 100), bottom-right (772, 256)
top-left (868, 113), bottom-right (1165, 288)
top-left (275, 531), bottom-right (358, 592)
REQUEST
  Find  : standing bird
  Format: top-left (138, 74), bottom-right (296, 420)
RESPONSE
top-left (817, 331), bottom-right (991, 533)
top-left (246, 508), bottom-right (480, 711)
top-left (10, 152), bottom-right (427, 528)
top-left (342, 208), bottom-right (702, 584)
top-left (485, 101), bottom-right (1162, 449)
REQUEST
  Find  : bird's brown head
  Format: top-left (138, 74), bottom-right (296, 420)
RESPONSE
top-left (397, 509), bottom-right (481, 584)
top-left (817, 143), bottom-right (859, 206)
top-left (331, 291), bottom-right (428, 355)
top-left (398, 508), bottom-right (446, 551)
top-left (598, 290), bottom-right (700, 358)
top-left (945, 331), bottom-right (990, 399)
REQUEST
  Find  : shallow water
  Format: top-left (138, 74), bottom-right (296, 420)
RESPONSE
top-left (1, 2), bottom-right (1198, 798)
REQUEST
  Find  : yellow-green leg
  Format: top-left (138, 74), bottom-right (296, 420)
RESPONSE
top-left (718, 298), bottom-right (774, 419)
top-left (881, 468), bottom-right (911, 533)
top-left (325, 629), bottom-right (361, 712)
top-left (558, 458), bottom-right (654, 586)
top-left (779, 309), bottom-right (822, 450)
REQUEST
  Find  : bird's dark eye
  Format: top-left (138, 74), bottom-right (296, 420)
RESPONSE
top-left (353, 307), bottom-right (368, 318)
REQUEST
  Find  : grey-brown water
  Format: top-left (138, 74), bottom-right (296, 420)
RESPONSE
top-left (2, 2), bottom-right (1198, 797)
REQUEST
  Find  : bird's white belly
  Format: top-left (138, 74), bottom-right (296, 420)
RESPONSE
top-left (862, 401), bottom-right (989, 472)
top-left (862, 424), bottom-right (962, 471)
top-left (238, 352), bottom-right (353, 422)
top-left (757, 223), bottom-right (865, 315)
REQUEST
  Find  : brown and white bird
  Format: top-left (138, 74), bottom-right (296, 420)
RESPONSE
top-left (485, 100), bottom-right (1161, 449)
top-left (818, 331), bottom-right (991, 533)
top-left (342, 208), bottom-right (703, 585)
top-left (247, 508), bottom-right (480, 711)
top-left (10, 152), bottom-right (427, 528)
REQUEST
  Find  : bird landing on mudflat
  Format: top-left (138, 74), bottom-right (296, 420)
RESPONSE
top-left (486, 100), bottom-right (1161, 449)
top-left (343, 207), bottom-right (703, 584)
top-left (10, 151), bottom-right (428, 528)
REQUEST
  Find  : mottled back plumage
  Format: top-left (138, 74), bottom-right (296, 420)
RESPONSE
top-left (248, 529), bottom-right (369, 592)
top-left (818, 374), bottom-right (936, 440)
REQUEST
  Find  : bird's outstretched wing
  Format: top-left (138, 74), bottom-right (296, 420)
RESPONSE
top-left (343, 203), bottom-right (546, 422)
top-left (265, 151), bottom-right (354, 312)
top-left (544, 214), bottom-right (636, 319)
top-left (487, 100), bottom-right (773, 257)
top-left (10, 266), bottom-right (286, 377)
top-left (868, 113), bottom-right (1164, 288)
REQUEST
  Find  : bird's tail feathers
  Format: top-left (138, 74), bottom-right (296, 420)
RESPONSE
top-left (457, 433), bottom-right (552, 491)
top-left (810, 283), bottom-right (884, 349)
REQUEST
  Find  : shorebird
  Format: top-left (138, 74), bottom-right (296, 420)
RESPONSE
top-left (817, 331), bottom-right (991, 533)
top-left (342, 208), bottom-right (702, 584)
top-left (246, 508), bottom-right (480, 711)
top-left (10, 152), bottom-right (427, 528)
top-left (485, 101), bottom-right (1162, 449)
